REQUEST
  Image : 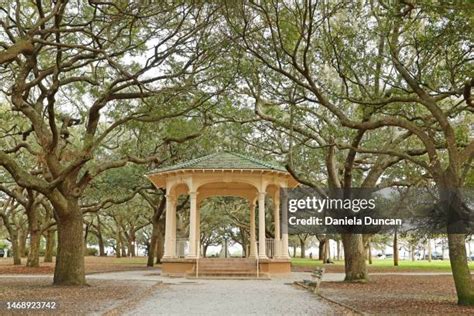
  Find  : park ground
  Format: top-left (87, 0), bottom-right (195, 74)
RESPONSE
top-left (0, 257), bottom-right (474, 314)
top-left (291, 257), bottom-right (474, 273)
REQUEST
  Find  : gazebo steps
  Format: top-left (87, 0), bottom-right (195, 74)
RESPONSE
top-left (195, 259), bottom-right (256, 262)
top-left (186, 258), bottom-right (265, 279)
top-left (195, 264), bottom-right (257, 269)
top-left (188, 270), bottom-right (263, 274)
top-left (186, 274), bottom-right (270, 280)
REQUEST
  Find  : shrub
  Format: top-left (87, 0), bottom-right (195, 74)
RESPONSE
top-left (86, 248), bottom-right (98, 256)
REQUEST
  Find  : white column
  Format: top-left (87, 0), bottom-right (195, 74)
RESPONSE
top-left (258, 191), bottom-right (268, 259)
top-left (281, 188), bottom-right (290, 259)
top-left (163, 194), bottom-right (176, 258)
top-left (274, 191), bottom-right (281, 258)
top-left (187, 191), bottom-right (198, 258)
top-left (170, 197), bottom-right (176, 257)
top-left (196, 202), bottom-right (201, 258)
top-left (281, 234), bottom-right (290, 259)
top-left (249, 201), bottom-right (257, 258)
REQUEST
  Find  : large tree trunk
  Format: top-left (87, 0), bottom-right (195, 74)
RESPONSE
top-left (1, 215), bottom-right (22, 265)
top-left (26, 230), bottom-right (41, 267)
top-left (318, 238), bottom-right (326, 261)
top-left (203, 244), bottom-right (208, 257)
top-left (132, 231), bottom-right (136, 256)
top-left (322, 241), bottom-right (328, 261)
top-left (393, 232), bottom-right (399, 266)
top-left (83, 223), bottom-right (90, 255)
top-left (53, 206), bottom-right (85, 285)
top-left (449, 233), bottom-right (474, 305)
top-left (147, 221), bottom-right (159, 267)
top-left (44, 229), bottom-right (55, 263)
top-left (127, 235), bottom-right (136, 257)
top-left (438, 171), bottom-right (474, 305)
top-left (97, 233), bottom-right (105, 256)
top-left (363, 235), bottom-right (371, 264)
top-left (11, 230), bottom-right (21, 265)
top-left (443, 184), bottom-right (474, 304)
top-left (96, 215), bottom-right (105, 256)
top-left (368, 243), bottom-right (373, 265)
top-left (115, 229), bottom-right (121, 258)
top-left (336, 240), bottom-right (341, 261)
top-left (117, 229), bottom-right (127, 257)
top-left (299, 238), bottom-right (306, 258)
top-left (427, 239), bottom-right (432, 262)
top-left (155, 226), bottom-right (164, 264)
top-left (327, 240), bottom-right (331, 259)
top-left (18, 230), bottom-right (27, 257)
top-left (156, 229), bottom-right (165, 263)
top-left (146, 195), bottom-right (167, 266)
top-left (121, 243), bottom-right (127, 257)
top-left (438, 178), bottom-right (474, 306)
top-left (341, 234), bottom-right (367, 282)
top-left (242, 240), bottom-right (247, 258)
top-left (26, 205), bottom-right (41, 267)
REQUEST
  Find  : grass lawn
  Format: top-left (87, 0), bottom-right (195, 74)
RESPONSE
top-left (291, 257), bottom-right (474, 272)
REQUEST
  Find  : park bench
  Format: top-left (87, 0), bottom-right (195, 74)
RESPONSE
top-left (294, 267), bottom-right (326, 294)
top-left (310, 267), bottom-right (325, 293)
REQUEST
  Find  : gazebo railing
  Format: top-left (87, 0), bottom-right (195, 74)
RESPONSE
top-left (266, 238), bottom-right (275, 258)
top-left (176, 238), bottom-right (188, 258)
top-left (257, 238), bottom-right (275, 258)
top-left (177, 238), bottom-right (275, 258)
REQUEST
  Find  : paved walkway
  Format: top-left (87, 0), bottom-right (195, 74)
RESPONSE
top-left (87, 271), bottom-right (343, 315)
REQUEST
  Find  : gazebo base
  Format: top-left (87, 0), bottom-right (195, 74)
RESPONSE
top-left (161, 257), bottom-right (291, 277)
top-left (161, 258), bottom-right (196, 276)
top-left (258, 259), bottom-right (292, 274)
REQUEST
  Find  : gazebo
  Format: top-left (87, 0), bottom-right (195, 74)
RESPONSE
top-left (146, 151), bottom-right (299, 276)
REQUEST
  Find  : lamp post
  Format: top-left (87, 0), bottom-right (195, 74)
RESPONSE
top-left (224, 237), bottom-right (228, 258)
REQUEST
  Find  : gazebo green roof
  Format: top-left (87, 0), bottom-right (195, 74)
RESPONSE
top-left (148, 151), bottom-right (287, 174)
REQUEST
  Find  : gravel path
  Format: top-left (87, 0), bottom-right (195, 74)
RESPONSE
top-left (87, 271), bottom-right (344, 315)
top-left (125, 279), bottom-right (340, 315)
top-left (88, 270), bottom-right (456, 315)
top-left (95, 272), bottom-right (342, 315)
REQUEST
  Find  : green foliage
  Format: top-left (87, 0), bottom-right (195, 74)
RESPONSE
top-left (86, 248), bottom-right (98, 256)
top-left (0, 240), bottom-right (9, 249)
